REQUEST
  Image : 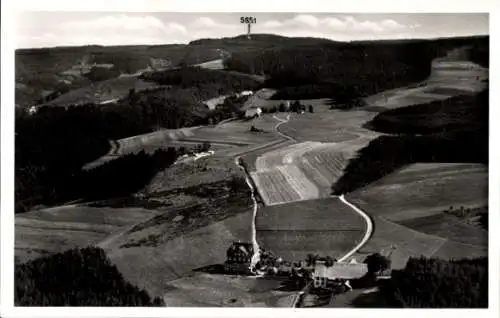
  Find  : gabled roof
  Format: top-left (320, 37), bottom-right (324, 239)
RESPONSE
top-left (227, 242), bottom-right (254, 257)
top-left (313, 262), bottom-right (368, 280)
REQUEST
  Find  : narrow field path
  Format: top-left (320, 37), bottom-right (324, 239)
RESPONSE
top-left (272, 114), bottom-right (295, 142)
top-left (231, 114), bottom-right (298, 272)
top-left (234, 157), bottom-right (261, 271)
top-left (247, 114), bottom-right (374, 307)
top-left (337, 195), bottom-right (373, 262)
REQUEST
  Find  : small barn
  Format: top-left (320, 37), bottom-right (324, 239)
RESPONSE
top-left (244, 107), bottom-right (262, 119)
top-left (312, 261), bottom-right (368, 289)
top-left (224, 242), bottom-right (254, 274)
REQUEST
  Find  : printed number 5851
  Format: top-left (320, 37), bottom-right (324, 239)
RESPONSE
top-left (240, 17), bottom-right (256, 24)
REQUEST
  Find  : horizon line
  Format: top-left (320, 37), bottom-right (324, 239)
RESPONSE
top-left (15, 32), bottom-right (490, 51)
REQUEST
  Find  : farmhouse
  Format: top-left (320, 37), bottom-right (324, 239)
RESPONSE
top-left (224, 242), bottom-right (254, 274)
top-left (28, 106), bottom-right (38, 115)
top-left (312, 261), bottom-right (368, 289)
top-left (244, 107), bottom-right (262, 119)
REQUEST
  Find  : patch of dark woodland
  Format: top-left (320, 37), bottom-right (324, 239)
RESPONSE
top-left (225, 36), bottom-right (488, 102)
top-left (332, 90), bottom-right (488, 195)
top-left (367, 90), bottom-right (488, 135)
top-left (15, 246), bottom-right (165, 306)
top-left (380, 256), bottom-right (488, 308)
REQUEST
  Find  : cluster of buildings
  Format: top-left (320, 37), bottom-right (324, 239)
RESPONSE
top-left (224, 241), bottom-right (383, 293)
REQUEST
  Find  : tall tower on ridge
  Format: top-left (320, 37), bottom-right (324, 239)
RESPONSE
top-left (247, 23), bottom-right (252, 40)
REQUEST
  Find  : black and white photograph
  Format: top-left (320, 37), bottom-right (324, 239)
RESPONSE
top-left (1, 1), bottom-right (497, 316)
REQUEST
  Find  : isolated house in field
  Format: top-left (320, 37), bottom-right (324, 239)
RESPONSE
top-left (224, 242), bottom-right (254, 274)
top-left (238, 90), bottom-right (254, 97)
top-left (28, 106), bottom-right (38, 115)
top-left (244, 107), bottom-right (262, 119)
top-left (312, 261), bottom-right (368, 289)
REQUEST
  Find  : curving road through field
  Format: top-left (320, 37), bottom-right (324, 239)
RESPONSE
top-left (232, 113), bottom-right (297, 273)
top-left (234, 157), bottom-right (261, 272)
top-left (235, 113), bottom-right (374, 307)
top-left (337, 194), bottom-right (373, 262)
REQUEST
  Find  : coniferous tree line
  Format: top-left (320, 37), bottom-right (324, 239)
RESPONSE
top-left (15, 246), bottom-right (165, 306)
top-left (91, 51), bottom-right (153, 74)
top-left (224, 36), bottom-right (488, 104)
top-left (83, 66), bottom-right (122, 82)
top-left (332, 90), bottom-right (488, 194)
top-left (380, 257), bottom-right (487, 308)
top-left (15, 99), bottom-right (196, 213)
top-left (207, 94), bottom-right (250, 123)
top-left (139, 66), bottom-right (261, 92)
top-left (16, 66), bottom-right (265, 213)
top-left (367, 90), bottom-right (488, 135)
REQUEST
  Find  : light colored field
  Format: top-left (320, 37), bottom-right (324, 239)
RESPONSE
top-left (195, 59), bottom-right (224, 70)
top-left (350, 215), bottom-right (447, 269)
top-left (250, 140), bottom-right (364, 205)
top-left (398, 213), bottom-right (487, 247)
top-left (48, 76), bottom-right (158, 106)
top-left (348, 163), bottom-right (488, 266)
top-left (183, 123), bottom-right (278, 146)
top-left (349, 163), bottom-right (488, 221)
top-left (251, 169), bottom-right (302, 204)
top-left (278, 106), bottom-right (382, 143)
top-left (242, 88), bottom-right (278, 110)
top-left (204, 95), bottom-right (228, 110)
top-left (298, 148), bottom-right (349, 195)
top-left (15, 205), bottom-right (157, 263)
top-left (256, 198), bottom-right (366, 262)
top-left (111, 127), bottom-right (200, 155)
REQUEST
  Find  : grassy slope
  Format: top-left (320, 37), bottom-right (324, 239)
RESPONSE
top-left (15, 155), bottom-right (255, 299)
top-left (347, 163), bottom-right (487, 266)
top-left (15, 205), bottom-right (158, 263)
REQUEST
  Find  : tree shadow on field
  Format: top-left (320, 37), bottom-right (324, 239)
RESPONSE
top-left (193, 263), bottom-right (255, 277)
top-left (193, 264), bottom-right (227, 275)
top-left (274, 278), bottom-right (306, 292)
top-left (351, 290), bottom-right (392, 308)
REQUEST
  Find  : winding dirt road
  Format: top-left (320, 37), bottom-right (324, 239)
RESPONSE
top-left (234, 113), bottom-right (374, 307)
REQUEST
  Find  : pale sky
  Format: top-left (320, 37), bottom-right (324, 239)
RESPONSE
top-left (15, 12), bottom-right (489, 48)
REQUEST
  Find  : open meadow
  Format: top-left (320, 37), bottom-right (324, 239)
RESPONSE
top-left (47, 77), bottom-right (159, 106)
top-left (347, 163), bottom-right (488, 267)
top-left (183, 116), bottom-right (280, 145)
top-left (83, 114), bottom-right (284, 170)
top-left (256, 198), bottom-right (366, 262)
top-left (348, 163), bottom-right (488, 222)
top-left (15, 205), bottom-right (158, 263)
top-left (162, 274), bottom-right (296, 307)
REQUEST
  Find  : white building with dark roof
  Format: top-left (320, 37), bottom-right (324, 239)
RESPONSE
top-left (244, 107), bottom-right (262, 119)
top-left (312, 261), bottom-right (368, 289)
